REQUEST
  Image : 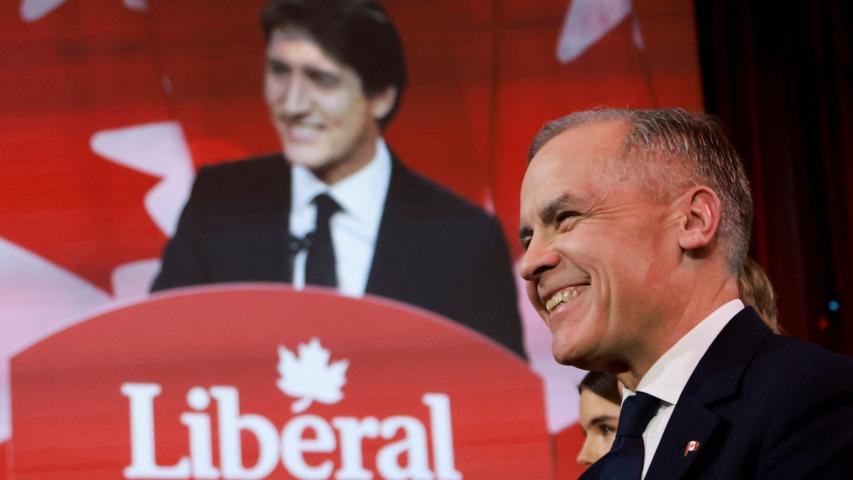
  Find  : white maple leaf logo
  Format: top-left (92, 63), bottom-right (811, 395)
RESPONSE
top-left (276, 338), bottom-right (349, 413)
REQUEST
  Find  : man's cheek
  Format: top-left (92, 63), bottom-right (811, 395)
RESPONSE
top-left (525, 282), bottom-right (545, 313)
top-left (318, 93), bottom-right (353, 118)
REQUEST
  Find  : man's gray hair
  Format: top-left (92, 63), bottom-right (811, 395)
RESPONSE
top-left (528, 107), bottom-right (753, 274)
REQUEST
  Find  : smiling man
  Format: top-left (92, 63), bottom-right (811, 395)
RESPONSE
top-left (519, 108), bottom-right (853, 478)
top-left (152, 0), bottom-right (525, 358)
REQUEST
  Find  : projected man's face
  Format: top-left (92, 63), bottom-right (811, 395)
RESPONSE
top-left (264, 28), bottom-right (392, 185)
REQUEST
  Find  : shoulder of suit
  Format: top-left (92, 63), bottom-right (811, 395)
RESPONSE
top-left (191, 153), bottom-right (288, 200)
top-left (768, 333), bottom-right (853, 371)
top-left (390, 159), bottom-right (497, 223)
top-left (746, 327), bottom-right (853, 396)
top-left (698, 309), bottom-right (853, 400)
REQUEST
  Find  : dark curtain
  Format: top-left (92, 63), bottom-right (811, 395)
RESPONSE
top-left (695, 0), bottom-right (852, 354)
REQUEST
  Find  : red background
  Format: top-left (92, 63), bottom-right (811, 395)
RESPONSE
top-left (0, 1), bottom-right (703, 478)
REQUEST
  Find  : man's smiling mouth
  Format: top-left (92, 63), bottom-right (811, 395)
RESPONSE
top-left (544, 285), bottom-right (588, 312)
top-left (281, 120), bottom-right (325, 142)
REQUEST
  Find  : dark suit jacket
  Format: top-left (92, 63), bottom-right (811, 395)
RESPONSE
top-left (583, 307), bottom-right (853, 479)
top-left (151, 153), bottom-right (525, 358)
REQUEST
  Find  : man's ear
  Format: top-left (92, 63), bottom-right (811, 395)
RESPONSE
top-left (369, 86), bottom-right (397, 120)
top-left (677, 186), bottom-right (721, 251)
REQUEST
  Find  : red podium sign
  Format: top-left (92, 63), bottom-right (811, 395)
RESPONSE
top-left (9, 286), bottom-right (551, 479)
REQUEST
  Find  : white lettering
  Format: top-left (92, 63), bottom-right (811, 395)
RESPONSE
top-left (121, 383), bottom-right (191, 479)
top-left (120, 385), bottom-right (460, 479)
top-left (332, 416), bottom-right (379, 479)
top-left (377, 416), bottom-right (433, 479)
top-left (282, 415), bottom-right (336, 479)
top-left (424, 393), bottom-right (461, 480)
top-left (180, 387), bottom-right (218, 479)
top-left (210, 386), bottom-right (279, 479)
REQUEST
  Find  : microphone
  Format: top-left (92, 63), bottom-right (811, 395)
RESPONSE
top-left (286, 232), bottom-right (314, 256)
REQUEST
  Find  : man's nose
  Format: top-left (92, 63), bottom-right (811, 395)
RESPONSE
top-left (519, 235), bottom-right (559, 281)
top-left (283, 75), bottom-right (311, 115)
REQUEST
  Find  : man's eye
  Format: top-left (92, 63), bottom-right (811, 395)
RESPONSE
top-left (557, 211), bottom-right (579, 221)
top-left (599, 424), bottom-right (616, 436)
top-left (311, 72), bottom-right (339, 88)
top-left (518, 227), bottom-right (533, 251)
top-left (556, 211), bottom-right (581, 228)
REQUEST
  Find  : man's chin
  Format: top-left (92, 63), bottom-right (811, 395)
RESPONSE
top-left (550, 341), bottom-right (616, 371)
top-left (284, 149), bottom-right (333, 170)
top-left (564, 353), bottom-right (630, 376)
top-left (550, 341), bottom-right (585, 367)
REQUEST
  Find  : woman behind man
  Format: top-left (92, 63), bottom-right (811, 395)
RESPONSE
top-left (575, 258), bottom-right (779, 466)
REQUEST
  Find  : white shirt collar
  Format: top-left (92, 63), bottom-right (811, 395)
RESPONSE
top-left (290, 138), bottom-right (392, 231)
top-left (627, 299), bottom-right (745, 405)
top-left (288, 138), bottom-right (392, 296)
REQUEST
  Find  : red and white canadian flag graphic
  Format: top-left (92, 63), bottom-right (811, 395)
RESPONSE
top-left (0, 2), bottom-right (201, 456)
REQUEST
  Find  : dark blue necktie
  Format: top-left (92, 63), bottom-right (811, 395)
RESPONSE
top-left (597, 391), bottom-right (661, 479)
top-left (304, 193), bottom-right (340, 288)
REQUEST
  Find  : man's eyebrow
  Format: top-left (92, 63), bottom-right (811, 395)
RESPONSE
top-left (304, 65), bottom-right (339, 78)
top-left (267, 57), bottom-right (289, 68)
top-left (540, 193), bottom-right (580, 225)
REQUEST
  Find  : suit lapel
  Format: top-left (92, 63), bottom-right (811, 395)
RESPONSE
top-left (646, 308), bottom-right (772, 479)
top-left (647, 394), bottom-right (723, 479)
top-left (365, 157), bottom-right (419, 298)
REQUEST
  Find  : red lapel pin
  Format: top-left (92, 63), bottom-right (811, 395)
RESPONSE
top-left (683, 440), bottom-right (700, 457)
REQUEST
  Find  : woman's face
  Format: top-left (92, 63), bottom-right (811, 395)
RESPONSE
top-left (576, 387), bottom-right (621, 466)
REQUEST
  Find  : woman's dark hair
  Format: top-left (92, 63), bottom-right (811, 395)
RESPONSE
top-left (578, 371), bottom-right (621, 406)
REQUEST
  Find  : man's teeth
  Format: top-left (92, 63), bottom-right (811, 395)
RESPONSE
top-left (545, 287), bottom-right (583, 312)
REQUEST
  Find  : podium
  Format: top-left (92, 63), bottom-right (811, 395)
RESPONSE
top-left (8, 286), bottom-right (552, 479)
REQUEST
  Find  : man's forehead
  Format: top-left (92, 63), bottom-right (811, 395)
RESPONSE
top-left (524, 120), bottom-right (629, 188)
top-left (520, 119), bottom-right (630, 221)
top-left (535, 119), bottom-right (629, 163)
